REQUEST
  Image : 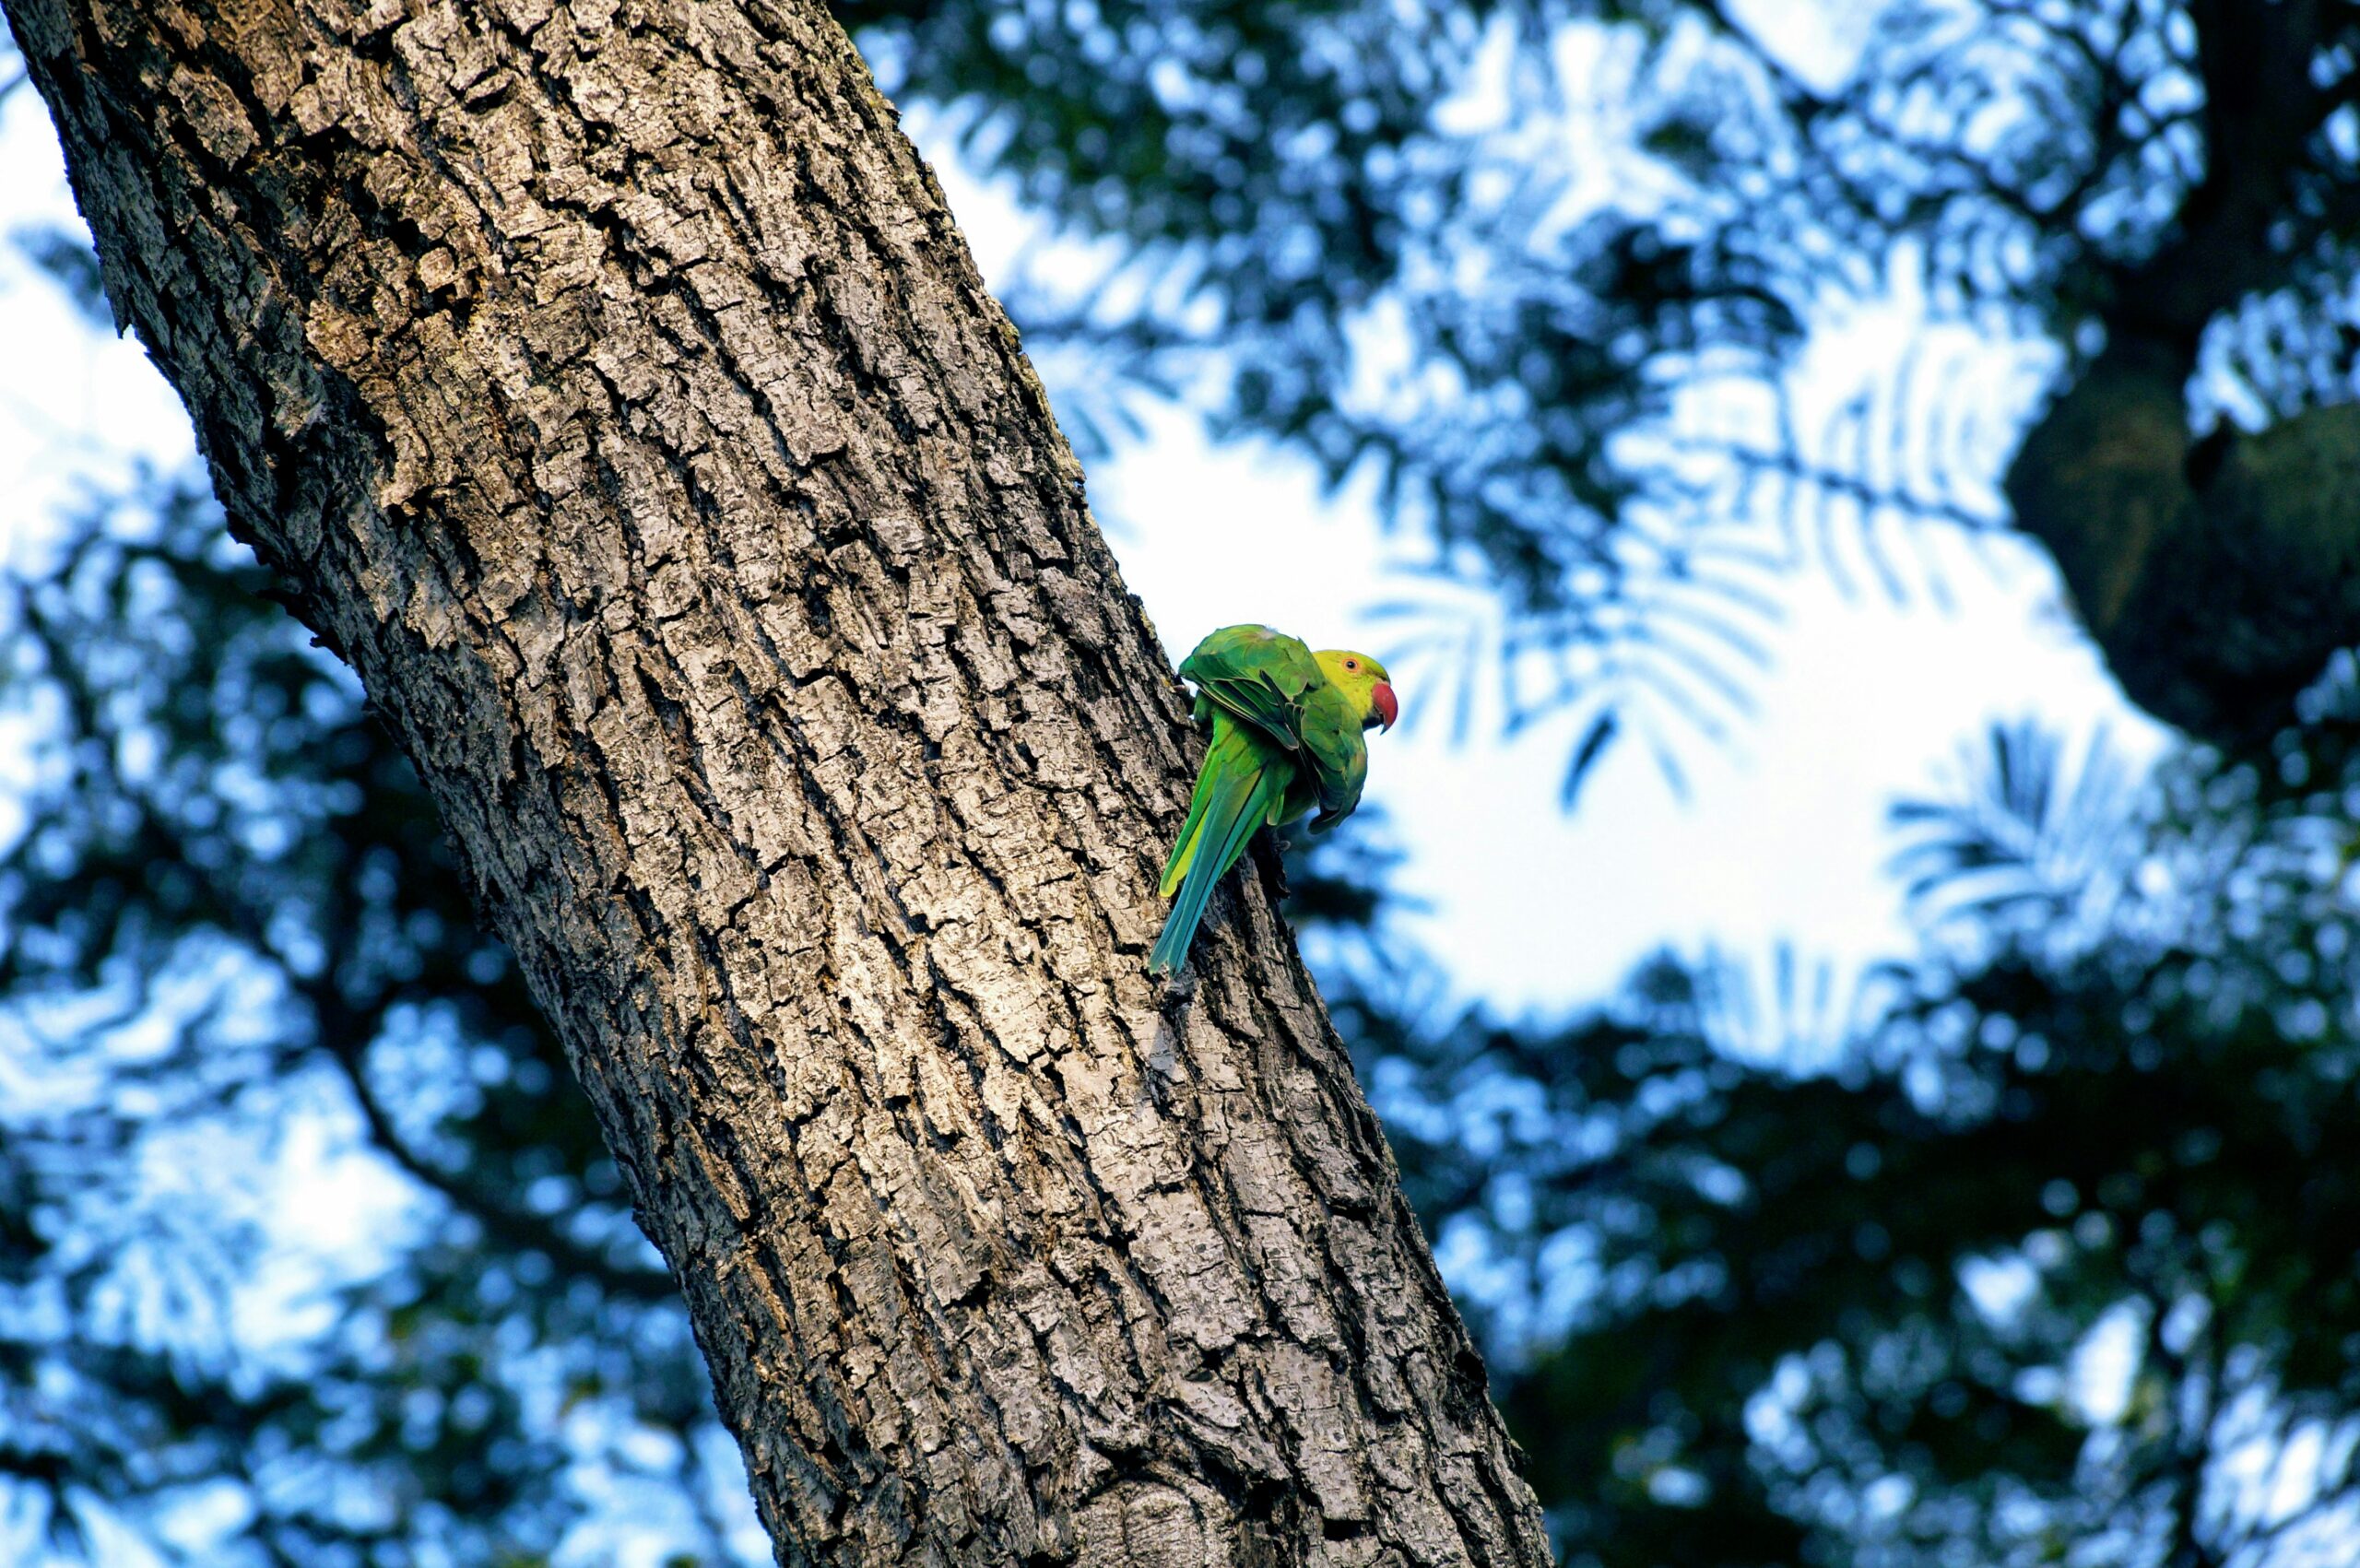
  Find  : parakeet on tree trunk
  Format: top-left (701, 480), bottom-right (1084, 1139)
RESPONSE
top-left (1150, 625), bottom-right (1399, 976)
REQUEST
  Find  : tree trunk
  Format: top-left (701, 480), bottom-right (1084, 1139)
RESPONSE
top-left (1, 2), bottom-right (1551, 1563)
top-left (2005, 0), bottom-right (2360, 752)
top-left (2007, 332), bottom-right (2360, 751)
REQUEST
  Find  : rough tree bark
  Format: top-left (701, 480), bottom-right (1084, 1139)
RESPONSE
top-left (0, 2), bottom-right (1552, 1563)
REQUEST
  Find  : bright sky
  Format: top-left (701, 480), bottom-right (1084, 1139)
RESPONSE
top-left (0, 32), bottom-right (2160, 1026)
top-left (1092, 401), bottom-right (2154, 1011)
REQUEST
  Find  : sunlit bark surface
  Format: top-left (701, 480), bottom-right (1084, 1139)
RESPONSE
top-left (0, 2), bottom-right (1552, 1562)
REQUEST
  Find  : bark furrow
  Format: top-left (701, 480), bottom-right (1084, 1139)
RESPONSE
top-left (3, 0), bottom-right (1552, 1563)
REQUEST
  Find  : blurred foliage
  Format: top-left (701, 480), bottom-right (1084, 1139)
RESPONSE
top-left (0, 475), bottom-right (759, 1563)
top-left (11, 3), bottom-right (2360, 1566)
top-left (18, 463), bottom-right (2360, 1565)
top-left (1301, 684), bottom-right (2360, 1566)
top-left (839, 0), bottom-right (2360, 784)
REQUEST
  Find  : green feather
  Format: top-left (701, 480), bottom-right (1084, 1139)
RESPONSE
top-left (1150, 714), bottom-right (1292, 975)
top-left (1176, 624), bottom-right (1322, 749)
top-left (1149, 625), bottom-right (1394, 975)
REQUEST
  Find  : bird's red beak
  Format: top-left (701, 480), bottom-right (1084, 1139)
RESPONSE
top-left (1372, 681), bottom-right (1398, 733)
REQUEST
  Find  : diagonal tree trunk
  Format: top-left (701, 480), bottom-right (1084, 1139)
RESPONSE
top-left (0, 1), bottom-right (1551, 1562)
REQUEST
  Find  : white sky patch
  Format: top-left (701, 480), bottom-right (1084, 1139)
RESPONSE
top-left (921, 91), bottom-right (2162, 1012)
top-left (0, 87), bottom-right (197, 573)
top-left (1097, 400), bottom-right (2151, 1008)
top-left (2071, 1299), bottom-right (2147, 1427)
top-left (232, 1063), bottom-right (434, 1341)
top-left (1958, 1249), bottom-right (2039, 1325)
top-left (930, 19), bottom-right (2162, 1012)
top-left (1723, 0), bottom-right (1894, 94)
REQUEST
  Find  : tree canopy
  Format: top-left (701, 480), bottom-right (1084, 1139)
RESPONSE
top-left (8, 1), bottom-right (2360, 1564)
top-left (848, 0), bottom-right (2360, 760)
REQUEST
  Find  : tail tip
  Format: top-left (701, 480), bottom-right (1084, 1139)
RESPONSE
top-left (1147, 929), bottom-right (1194, 979)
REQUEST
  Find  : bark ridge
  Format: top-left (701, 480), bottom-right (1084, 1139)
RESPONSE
top-left (3, 0), bottom-right (1553, 1563)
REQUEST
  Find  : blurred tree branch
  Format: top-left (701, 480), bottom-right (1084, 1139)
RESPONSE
top-left (844, 0), bottom-right (2360, 758)
top-left (2011, 1), bottom-right (2360, 743)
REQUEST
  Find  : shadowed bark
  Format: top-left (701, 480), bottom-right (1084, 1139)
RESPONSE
top-left (2008, 335), bottom-right (2360, 749)
top-left (0, 1), bottom-right (1552, 1563)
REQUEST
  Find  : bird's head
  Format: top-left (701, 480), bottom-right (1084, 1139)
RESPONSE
top-left (1316, 649), bottom-right (1398, 733)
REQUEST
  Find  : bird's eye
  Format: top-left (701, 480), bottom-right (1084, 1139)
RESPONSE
top-left (1344, 659), bottom-right (1358, 671)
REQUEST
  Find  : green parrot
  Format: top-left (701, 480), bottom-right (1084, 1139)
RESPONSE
top-left (1149, 624), bottom-right (1399, 976)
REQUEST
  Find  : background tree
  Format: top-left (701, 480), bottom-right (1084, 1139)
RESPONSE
top-left (842, 0), bottom-right (2360, 762)
top-left (1, 473), bottom-right (755, 1562)
top-left (10, 1), bottom-right (2360, 1566)
top-left (1359, 706), bottom-right (2360, 1567)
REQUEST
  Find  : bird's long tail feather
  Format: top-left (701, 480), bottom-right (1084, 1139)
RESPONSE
top-left (1150, 720), bottom-right (1286, 975)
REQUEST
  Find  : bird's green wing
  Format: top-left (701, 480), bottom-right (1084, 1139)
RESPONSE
top-left (1176, 625), bottom-right (1325, 752)
top-left (1150, 713), bottom-right (1296, 974)
top-left (1297, 681), bottom-right (1369, 831)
